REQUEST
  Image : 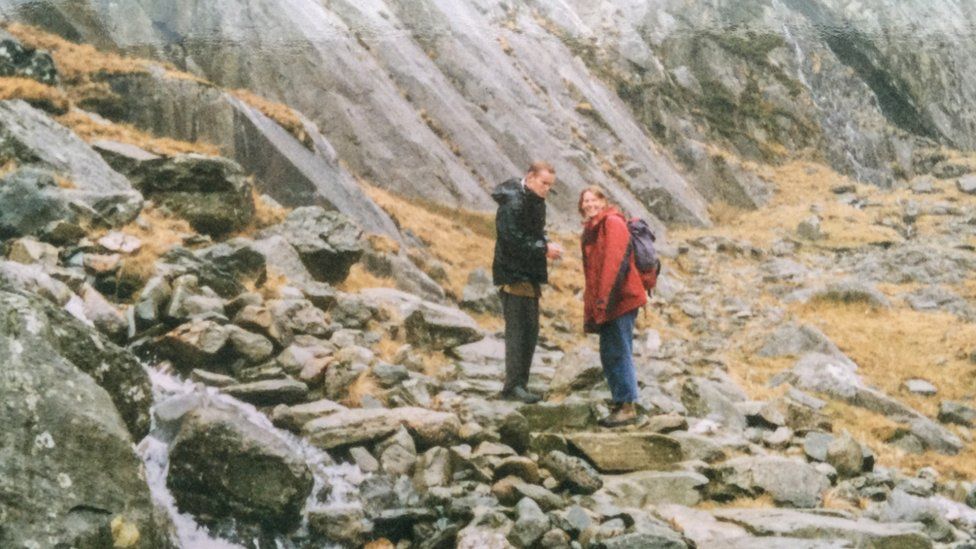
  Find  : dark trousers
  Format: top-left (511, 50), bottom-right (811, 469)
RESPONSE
top-left (501, 291), bottom-right (539, 393)
top-left (599, 309), bottom-right (640, 403)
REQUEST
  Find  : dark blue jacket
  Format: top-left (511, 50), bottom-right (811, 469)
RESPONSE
top-left (492, 178), bottom-right (548, 286)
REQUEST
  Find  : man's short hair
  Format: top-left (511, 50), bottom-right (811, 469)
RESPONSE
top-left (527, 161), bottom-right (555, 176)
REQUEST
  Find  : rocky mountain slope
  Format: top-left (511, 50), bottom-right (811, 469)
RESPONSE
top-left (4, 0), bottom-right (976, 231)
top-left (2, 7), bottom-right (976, 549)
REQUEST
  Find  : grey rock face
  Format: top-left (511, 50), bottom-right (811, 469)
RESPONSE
top-left (600, 470), bottom-right (709, 507)
top-left (938, 401), bottom-right (976, 427)
top-left (0, 100), bottom-right (143, 227)
top-left (167, 406), bottom-right (313, 531)
top-left (259, 206), bottom-right (363, 284)
top-left (302, 406), bottom-right (460, 450)
top-left (0, 290), bottom-right (170, 548)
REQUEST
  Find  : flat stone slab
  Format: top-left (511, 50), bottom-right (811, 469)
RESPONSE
top-left (710, 509), bottom-right (931, 548)
top-left (303, 407), bottom-right (460, 450)
top-left (566, 432), bottom-right (683, 473)
top-left (223, 379), bottom-right (309, 407)
top-left (599, 471), bottom-right (708, 507)
top-left (520, 401), bottom-right (596, 431)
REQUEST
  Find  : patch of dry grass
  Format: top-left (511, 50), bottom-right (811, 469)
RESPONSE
top-left (675, 161), bottom-right (901, 248)
top-left (0, 76), bottom-right (69, 113)
top-left (4, 22), bottom-right (150, 82)
top-left (57, 108), bottom-right (220, 156)
top-left (230, 89), bottom-right (311, 147)
top-left (107, 206), bottom-right (193, 291)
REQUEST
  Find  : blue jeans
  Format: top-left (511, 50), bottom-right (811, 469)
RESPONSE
top-left (599, 309), bottom-right (639, 403)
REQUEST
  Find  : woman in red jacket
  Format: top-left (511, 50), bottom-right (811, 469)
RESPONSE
top-left (579, 186), bottom-right (647, 427)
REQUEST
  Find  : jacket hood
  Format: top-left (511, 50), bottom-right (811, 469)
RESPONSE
top-left (492, 178), bottom-right (523, 205)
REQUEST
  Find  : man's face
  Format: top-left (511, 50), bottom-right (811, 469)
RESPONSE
top-left (525, 169), bottom-right (555, 199)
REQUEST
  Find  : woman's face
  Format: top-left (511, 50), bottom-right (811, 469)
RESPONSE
top-left (581, 191), bottom-right (607, 219)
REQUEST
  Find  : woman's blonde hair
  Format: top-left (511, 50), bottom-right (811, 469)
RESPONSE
top-left (577, 185), bottom-right (610, 216)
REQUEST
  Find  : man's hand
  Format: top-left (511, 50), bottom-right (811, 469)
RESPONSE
top-left (546, 242), bottom-right (564, 260)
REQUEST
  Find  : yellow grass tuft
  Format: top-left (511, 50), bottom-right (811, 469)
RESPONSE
top-left (250, 189), bottom-right (289, 229)
top-left (57, 109), bottom-right (220, 156)
top-left (338, 263), bottom-right (397, 293)
top-left (108, 206), bottom-right (193, 291)
top-left (0, 76), bottom-right (69, 113)
top-left (230, 89), bottom-right (310, 147)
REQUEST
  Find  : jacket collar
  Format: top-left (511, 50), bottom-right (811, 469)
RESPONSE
top-left (584, 206), bottom-right (621, 231)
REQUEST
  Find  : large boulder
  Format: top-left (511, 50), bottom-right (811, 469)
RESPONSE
top-left (166, 406), bottom-right (313, 531)
top-left (258, 206), bottom-right (363, 283)
top-left (0, 285), bottom-right (153, 437)
top-left (122, 153), bottom-right (255, 236)
top-left (0, 289), bottom-right (170, 548)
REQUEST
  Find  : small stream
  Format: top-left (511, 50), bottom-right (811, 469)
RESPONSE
top-left (136, 364), bottom-right (366, 548)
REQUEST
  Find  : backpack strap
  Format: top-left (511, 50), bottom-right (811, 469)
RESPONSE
top-left (605, 239), bottom-right (633, 317)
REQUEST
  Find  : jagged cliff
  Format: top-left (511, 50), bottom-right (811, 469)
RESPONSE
top-left (4, 0), bottom-right (976, 230)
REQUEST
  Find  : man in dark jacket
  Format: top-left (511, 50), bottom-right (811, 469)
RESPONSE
top-left (492, 161), bottom-right (562, 403)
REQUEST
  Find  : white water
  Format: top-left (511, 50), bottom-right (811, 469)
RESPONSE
top-left (136, 363), bottom-right (366, 548)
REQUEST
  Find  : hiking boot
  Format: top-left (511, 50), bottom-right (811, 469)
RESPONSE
top-left (598, 402), bottom-right (638, 428)
top-left (499, 386), bottom-right (542, 404)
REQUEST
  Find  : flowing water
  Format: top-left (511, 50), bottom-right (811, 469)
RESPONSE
top-left (136, 364), bottom-right (366, 548)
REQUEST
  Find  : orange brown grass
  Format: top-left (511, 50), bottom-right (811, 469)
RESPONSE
top-left (57, 109), bottom-right (220, 156)
top-left (4, 22), bottom-right (151, 82)
top-left (0, 76), bottom-right (69, 113)
top-left (230, 89), bottom-right (310, 147)
top-left (108, 207), bottom-right (193, 291)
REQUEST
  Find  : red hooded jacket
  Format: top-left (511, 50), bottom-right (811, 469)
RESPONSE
top-left (581, 207), bottom-right (648, 333)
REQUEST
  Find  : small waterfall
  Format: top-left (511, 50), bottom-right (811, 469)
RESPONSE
top-left (136, 363), bottom-right (366, 548)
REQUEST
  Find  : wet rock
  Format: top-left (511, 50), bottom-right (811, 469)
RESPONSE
top-left (827, 433), bottom-right (866, 478)
top-left (541, 450), bottom-right (603, 495)
top-left (167, 406), bottom-right (313, 531)
top-left (413, 445), bottom-right (453, 490)
top-left (938, 401), bottom-right (976, 427)
top-left (903, 378), bottom-right (938, 396)
top-left (258, 206), bottom-right (363, 283)
top-left (567, 432), bottom-right (683, 473)
top-left (520, 400), bottom-right (596, 431)
top-left (0, 29), bottom-right (58, 85)
top-left (308, 506), bottom-right (366, 547)
top-left (460, 267), bottom-right (501, 314)
top-left (491, 475), bottom-right (564, 511)
top-left (270, 398), bottom-right (346, 432)
top-left (123, 153), bottom-right (254, 236)
top-left (709, 508), bottom-right (930, 547)
top-left (706, 456), bottom-right (830, 508)
top-left (225, 325), bottom-right (275, 365)
top-left (0, 290), bottom-right (169, 548)
top-left (190, 369), bottom-right (237, 388)
top-left (0, 101), bottom-right (143, 229)
top-left (757, 323), bottom-right (843, 358)
top-left (405, 300), bottom-right (483, 350)
top-left (234, 304), bottom-right (293, 347)
top-left (7, 236), bottom-right (59, 266)
top-left (957, 175), bottom-right (976, 195)
top-left (600, 471), bottom-right (709, 507)
top-left (303, 407), bottom-right (460, 450)
top-left (223, 378), bottom-right (309, 406)
top-left (155, 319), bottom-right (231, 374)
top-left (509, 497), bottom-right (549, 548)
top-left (548, 346), bottom-right (604, 394)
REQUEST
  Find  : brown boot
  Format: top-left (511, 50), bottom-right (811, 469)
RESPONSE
top-left (599, 402), bottom-right (638, 428)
